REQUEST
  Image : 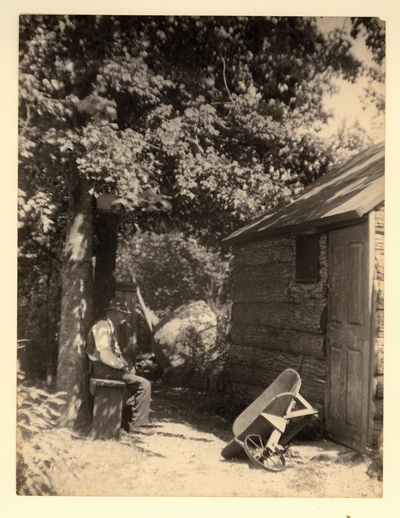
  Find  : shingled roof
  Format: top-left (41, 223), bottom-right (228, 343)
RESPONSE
top-left (223, 142), bottom-right (385, 246)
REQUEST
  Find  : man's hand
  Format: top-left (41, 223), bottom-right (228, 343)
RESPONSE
top-left (123, 365), bottom-right (136, 374)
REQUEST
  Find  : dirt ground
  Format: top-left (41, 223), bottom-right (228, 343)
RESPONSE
top-left (50, 381), bottom-right (383, 498)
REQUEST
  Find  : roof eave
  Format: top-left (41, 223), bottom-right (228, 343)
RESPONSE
top-left (222, 199), bottom-right (384, 247)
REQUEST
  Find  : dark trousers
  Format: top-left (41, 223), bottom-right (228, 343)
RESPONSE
top-left (91, 362), bottom-right (151, 428)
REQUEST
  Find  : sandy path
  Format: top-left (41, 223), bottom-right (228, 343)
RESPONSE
top-left (52, 384), bottom-right (382, 497)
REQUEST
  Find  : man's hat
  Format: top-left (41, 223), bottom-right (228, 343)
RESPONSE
top-left (106, 297), bottom-right (131, 314)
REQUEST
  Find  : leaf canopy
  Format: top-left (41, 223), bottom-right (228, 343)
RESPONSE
top-left (19, 15), bottom-right (384, 245)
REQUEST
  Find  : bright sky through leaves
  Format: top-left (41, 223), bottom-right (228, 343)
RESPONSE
top-left (317, 17), bottom-right (385, 141)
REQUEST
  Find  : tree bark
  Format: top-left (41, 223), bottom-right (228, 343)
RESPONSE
top-left (56, 169), bottom-right (93, 431)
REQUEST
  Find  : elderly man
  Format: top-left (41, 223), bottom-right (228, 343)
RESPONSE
top-left (86, 297), bottom-right (152, 432)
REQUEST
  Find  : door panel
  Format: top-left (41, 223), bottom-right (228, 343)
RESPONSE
top-left (346, 348), bottom-right (363, 426)
top-left (326, 223), bottom-right (370, 450)
top-left (330, 245), bottom-right (345, 323)
top-left (348, 243), bottom-right (363, 324)
top-left (329, 346), bottom-right (345, 420)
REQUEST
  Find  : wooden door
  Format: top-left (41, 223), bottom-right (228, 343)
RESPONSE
top-left (326, 223), bottom-right (371, 450)
top-left (115, 282), bottom-right (137, 362)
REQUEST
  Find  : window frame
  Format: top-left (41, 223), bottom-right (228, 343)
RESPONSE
top-left (295, 234), bottom-right (320, 282)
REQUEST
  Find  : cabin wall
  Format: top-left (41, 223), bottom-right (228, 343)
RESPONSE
top-left (372, 203), bottom-right (384, 443)
top-left (229, 232), bottom-right (328, 408)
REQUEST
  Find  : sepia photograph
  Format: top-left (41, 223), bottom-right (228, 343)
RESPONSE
top-left (5, 0), bottom-right (397, 512)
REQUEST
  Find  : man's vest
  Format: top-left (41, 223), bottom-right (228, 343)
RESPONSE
top-left (85, 317), bottom-right (124, 362)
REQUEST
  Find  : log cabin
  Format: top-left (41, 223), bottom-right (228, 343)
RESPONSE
top-left (222, 143), bottom-right (384, 451)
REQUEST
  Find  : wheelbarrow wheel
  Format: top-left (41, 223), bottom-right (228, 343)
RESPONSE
top-left (244, 434), bottom-right (285, 472)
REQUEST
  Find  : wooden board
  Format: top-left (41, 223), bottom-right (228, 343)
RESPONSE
top-left (91, 382), bottom-right (125, 440)
top-left (325, 223), bottom-right (371, 450)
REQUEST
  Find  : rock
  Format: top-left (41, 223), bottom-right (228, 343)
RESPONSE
top-left (152, 301), bottom-right (218, 368)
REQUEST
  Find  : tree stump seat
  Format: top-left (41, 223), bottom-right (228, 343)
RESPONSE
top-left (89, 378), bottom-right (125, 440)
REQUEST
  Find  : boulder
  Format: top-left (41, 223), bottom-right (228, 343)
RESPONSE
top-left (152, 301), bottom-right (217, 369)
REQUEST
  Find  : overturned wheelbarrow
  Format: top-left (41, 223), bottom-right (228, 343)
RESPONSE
top-left (221, 369), bottom-right (318, 472)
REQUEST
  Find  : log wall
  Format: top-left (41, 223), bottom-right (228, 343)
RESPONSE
top-left (229, 207), bottom-right (384, 448)
top-left (229, 232), bottom-right (328, 408)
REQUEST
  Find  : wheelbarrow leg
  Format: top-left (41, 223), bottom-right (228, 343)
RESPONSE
top-left (280, 414), bottom-right (315, 447)
top-left (266, 428), bottom-right (282, 451)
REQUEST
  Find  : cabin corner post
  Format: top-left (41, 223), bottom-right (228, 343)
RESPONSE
top-left (368, 205), bottom-right (384, 448)
top-left (365, 210), bottom-right (377, 449)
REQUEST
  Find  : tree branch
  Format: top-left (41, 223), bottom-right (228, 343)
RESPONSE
top-left (221, 57), bottom-right (233, 102)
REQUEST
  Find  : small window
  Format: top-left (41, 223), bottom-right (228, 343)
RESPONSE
top-left (295, 234), bottom-right (319, 282)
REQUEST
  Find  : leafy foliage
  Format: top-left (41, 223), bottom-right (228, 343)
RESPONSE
top-left (180, 306), bottom-right (232, 380)
top-left (18, 192), bottom-right (62, 379)
top-left (350, 17), bottom-right (385, 65)
top-left (19, 15), bottom-right (385, 245)
top-left (117, 231), bottom-right (232, 312)
top-left (16, 368), bottom-right (69, 495)
top-left (349, 17), bottom-right (385, 114)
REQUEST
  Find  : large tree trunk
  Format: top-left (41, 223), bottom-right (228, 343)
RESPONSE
top-left (56, 170), bottom-right (93, 431)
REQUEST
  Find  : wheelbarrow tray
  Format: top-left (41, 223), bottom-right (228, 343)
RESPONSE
top-left (232, 368), bottom-right (301, 438)
top-left (221, 392), bottom-right (296, 459)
